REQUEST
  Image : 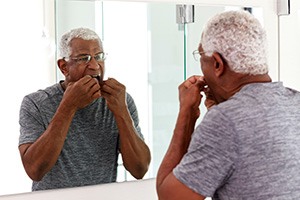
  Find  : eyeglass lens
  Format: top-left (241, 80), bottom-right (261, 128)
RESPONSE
top-left (74, 53), bottom-right (106, 64)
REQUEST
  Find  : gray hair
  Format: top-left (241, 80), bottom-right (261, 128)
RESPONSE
top-left (59, 27), bottom-right (103, 58)
top-left (201, 10), bottom-right (268, 75)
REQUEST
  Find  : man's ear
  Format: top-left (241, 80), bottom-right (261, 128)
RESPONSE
top-left (57, 59), bottom-right (69, 76)
top-left (212, 52), bottom-right (225, 77)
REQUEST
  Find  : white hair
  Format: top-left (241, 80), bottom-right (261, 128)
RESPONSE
top-left (201, 10), bottom-right (268, 75)
top-left (59, 27), bottom-right (103, 58)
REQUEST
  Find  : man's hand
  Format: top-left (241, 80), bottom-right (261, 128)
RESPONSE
top-left (178, 75), bottom-right (206, 118)
top-left (100, 78), bottom-right (127, 114)
top-left (63, 75), bottom-right (101, 110)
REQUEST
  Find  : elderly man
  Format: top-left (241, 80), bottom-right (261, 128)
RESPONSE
top-left (19, 27), bottom-right (151, 191)
top-left (157, 10), bottom-right (300, 199)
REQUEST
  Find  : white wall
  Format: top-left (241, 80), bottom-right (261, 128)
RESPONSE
top-left (0, 0), bottom-right (56, 195)
top-left (279, 0), bottom-right (300, 90)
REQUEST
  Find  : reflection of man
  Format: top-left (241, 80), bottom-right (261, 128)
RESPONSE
top-left (157, 10), bottom-right (300, 199)
top-left (18, 27), bottom-right (151, 191)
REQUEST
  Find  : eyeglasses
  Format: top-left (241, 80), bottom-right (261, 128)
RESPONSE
top-left (65, 52), bottom-right (107, 64)
top-left (192, 50), bottom-right (206, 61)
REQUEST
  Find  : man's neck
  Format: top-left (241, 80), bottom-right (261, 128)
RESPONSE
top-left (222, 73), bottom-right (272, 102)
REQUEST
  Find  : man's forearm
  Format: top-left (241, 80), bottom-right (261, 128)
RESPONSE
top-left (115, 108), bottom-right (151, 179)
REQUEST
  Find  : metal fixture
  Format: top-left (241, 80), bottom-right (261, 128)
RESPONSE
top-left (176, 5), bottom-right (194, 24)
top-left (277, 0), bottom-right (290, 16)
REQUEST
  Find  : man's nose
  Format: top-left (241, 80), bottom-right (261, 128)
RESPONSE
top-left (87, 57), bottom-right (100, 69)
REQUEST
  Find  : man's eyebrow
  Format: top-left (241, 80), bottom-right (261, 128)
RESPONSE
top-left (73, 53), bottom-right (89, 57)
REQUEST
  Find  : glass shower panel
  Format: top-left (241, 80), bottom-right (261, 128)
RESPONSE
top-left (147, 3), bottom-right (185, 177)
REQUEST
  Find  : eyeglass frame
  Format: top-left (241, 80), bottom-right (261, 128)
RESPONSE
top-left (64, 52), bottom-right (107, 64)
top-left (192, 50), bottom-right (207, 61)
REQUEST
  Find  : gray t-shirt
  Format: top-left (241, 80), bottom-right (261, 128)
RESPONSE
top-left (174, 82), bottom-right (300, 199)
top-left (19, 82), bottom-right (144, 191)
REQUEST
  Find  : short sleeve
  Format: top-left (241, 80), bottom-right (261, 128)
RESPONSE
top-left (173, 108), bottom-right (237, 197)
top-left (126, 93), bottom-right (144, 140)
top-left (19, 95), bottom-right (45, 145)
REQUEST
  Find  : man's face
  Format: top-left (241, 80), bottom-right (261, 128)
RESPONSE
top-left (198, 44), bottom-right (221, 104)
top-left (64, 38), bottom-right (105, 83)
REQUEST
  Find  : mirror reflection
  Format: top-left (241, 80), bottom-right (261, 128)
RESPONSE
top-left (19, 26), bottom-right (152, 191)
top-left (0, 0), bottom-right (263, 196)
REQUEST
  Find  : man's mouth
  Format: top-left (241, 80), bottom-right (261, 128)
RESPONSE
top-left (91, 74), bottom-right (103, 85)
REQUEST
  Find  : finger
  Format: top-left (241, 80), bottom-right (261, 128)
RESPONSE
top-left (197, 76), bottom-right (206, 83)
top-left (183, 75), bottom-right (206, 89)
top-left (90, 82), bottom-right (101, 94)
top-left (103, 77), bottom-right (118, 87)
top-left (183, 75), bottom-right (201, 87)
top-left (80, 75), bottom-right (94, 84)
top-left (100, 90), bottom-right (112, 102)
top-left (81, 75), bottom-right (100, 90)
top-left (101, 82), bottom-right (113, 95)
top-left (102, 78), bottom-right (124, 95)
top-left (188, 75), bottom-right (201, 82)
top-left (195, 77), bottom-right (207, 91)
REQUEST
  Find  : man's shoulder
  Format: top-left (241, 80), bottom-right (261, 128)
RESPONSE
top-left (23, 83), bottom-right (62, 105)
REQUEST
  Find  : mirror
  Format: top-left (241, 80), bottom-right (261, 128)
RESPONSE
top-left (55, 0), bottom-right (264, 182)
top-left (0, 0), bottom-right (264, 196)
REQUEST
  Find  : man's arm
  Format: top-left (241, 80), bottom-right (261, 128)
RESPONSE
top-left (19, 76), bottom-right (101, 181)
top-left (101, 78), bottom-right (151, 179)
top-left (19, 102), bottom-right (77, 181)
top-left (156, 76), bottom-right (206, 200)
